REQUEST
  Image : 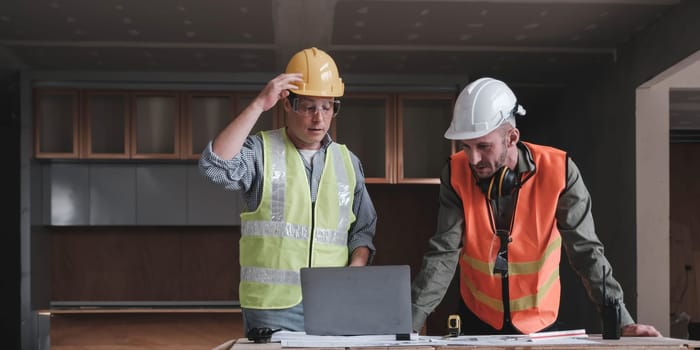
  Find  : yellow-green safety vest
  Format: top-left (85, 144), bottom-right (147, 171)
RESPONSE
top-left (239, 128), bottom-right (357, 309)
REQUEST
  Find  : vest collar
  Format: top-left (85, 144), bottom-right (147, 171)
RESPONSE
top-left (281, 127), bottom-right (334, 151)
top-left (515, 142), bottom-right (537, 186)
top-left (320, 133), bottom-right (334, 150)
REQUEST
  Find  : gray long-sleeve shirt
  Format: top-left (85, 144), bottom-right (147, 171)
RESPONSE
top-left (410, 142), bottom-right (633, 331)
top-left (198, 131), bottom-right (377, 259)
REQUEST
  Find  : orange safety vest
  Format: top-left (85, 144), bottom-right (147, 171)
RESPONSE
top-left (450, 142), bottom-right (566, 334)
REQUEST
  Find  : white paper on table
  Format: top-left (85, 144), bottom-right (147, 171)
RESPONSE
top-left (426, 331), bottom-right (596, 347)
top-left (272, 331), bottom-right (425, 348)
top-left (528, 328), bottom-right (588, 341)
top-left (272, 330), bottom-right (597, 348)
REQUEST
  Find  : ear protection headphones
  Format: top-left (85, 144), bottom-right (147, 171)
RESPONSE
top-left (477, 166), bottom-right (519, 200)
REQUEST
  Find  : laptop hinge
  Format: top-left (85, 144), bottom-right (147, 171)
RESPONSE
top-left (396, 333), bottom-right (410, 341)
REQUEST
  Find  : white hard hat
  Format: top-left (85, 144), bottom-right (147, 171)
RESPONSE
top-left (444, 77), bottom-right (526, 140)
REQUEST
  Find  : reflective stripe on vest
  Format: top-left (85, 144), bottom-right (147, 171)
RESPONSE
top-left (239, 128), bottom-right (356, 309)
top-left (450, 142), bottom-right (566, 334)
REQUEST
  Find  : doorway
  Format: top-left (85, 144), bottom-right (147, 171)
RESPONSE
top-left (636, 50), bottom-right (700, 337)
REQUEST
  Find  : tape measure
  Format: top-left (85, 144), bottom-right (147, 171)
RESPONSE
top-left (446, 314), bottom-right (461, 337)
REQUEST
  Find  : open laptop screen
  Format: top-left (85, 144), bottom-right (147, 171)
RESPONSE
top-left (300, 265), bottom-right (412, 338)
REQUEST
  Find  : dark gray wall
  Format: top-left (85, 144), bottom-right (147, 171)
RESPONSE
top-left (0, 71), bottom-right (21, 349)
top-left (519, 0), bottom-right (700, 332)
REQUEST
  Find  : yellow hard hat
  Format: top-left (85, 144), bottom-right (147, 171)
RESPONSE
top-left (285, 47), bottom-right (344, 97)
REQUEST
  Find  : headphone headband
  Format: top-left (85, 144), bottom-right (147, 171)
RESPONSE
top-left (478, 166), bottom-right (519, 199)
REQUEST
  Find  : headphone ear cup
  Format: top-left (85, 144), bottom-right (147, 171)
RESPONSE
top-left (477, 166), bottom-right (519, 199)
top-left (499, 167), bottom-right (518, 196)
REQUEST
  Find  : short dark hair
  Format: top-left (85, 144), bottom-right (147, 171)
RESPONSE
top-left (287, 91), bottom-right (298, 104)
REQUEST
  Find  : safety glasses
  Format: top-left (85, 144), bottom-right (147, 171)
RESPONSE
top-left (291, 97), bottom-right (341, 117)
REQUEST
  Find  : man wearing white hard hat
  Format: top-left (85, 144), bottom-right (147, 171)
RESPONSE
top-left (410, 78), bottom-right (660, 337)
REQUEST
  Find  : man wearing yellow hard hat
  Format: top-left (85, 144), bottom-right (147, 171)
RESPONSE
top-left (199, 48), bottom-right (377, 333)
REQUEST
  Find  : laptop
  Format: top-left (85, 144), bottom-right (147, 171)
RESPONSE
top-left (300, 265), bottom-right (413, 339)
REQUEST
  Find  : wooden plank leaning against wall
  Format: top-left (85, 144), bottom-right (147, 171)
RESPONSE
top-left (670, 143), bottom-right (700, 339)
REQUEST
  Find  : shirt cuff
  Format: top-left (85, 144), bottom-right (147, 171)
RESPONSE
top-left (411, 305), bottom-right (430, 332)
top-left (620, 303), bottom-right (635, 327)
top-left (201, 141), bottom-right (243, 167)
top-left (349, 240), bottom-right (376, 264)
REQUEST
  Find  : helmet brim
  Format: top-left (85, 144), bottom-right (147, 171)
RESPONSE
top-left (444, 127), bottom-right (493, 141)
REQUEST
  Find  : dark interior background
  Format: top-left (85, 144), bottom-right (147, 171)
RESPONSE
top-left (4, 1), bottom-right (700, 348)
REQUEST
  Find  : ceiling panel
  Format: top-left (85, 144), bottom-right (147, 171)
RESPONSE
top-left (332, 1), bottom-right (670, 47)
top-left (331, 49), bottom-right (613, 82)
top-left (0, 0), bottom-right (274, 43)
top-left (0, 0), bottom-right (683, 84)
top-left (11, 46), bottom-right (276, 72)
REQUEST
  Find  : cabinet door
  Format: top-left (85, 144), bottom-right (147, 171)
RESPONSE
top-left (186, 165), bottom-right (242, 225)
top-left (183, 93), bottom-right (236, 160)
top-left (335, 94), bottom-right (395, 183)
top-left (84, 91), bottom-right (130, 158)
top-left (89, 164), bottom-right (136, 225)
top-left (131, 92), bottom-right (181, 159)
top-left (34, 89), bottom-right (80, 158)
top-left (136, 165), bottom-right (187, 225)
top-left (46, 163), bottom-right (89, 225)
top-left (398, 94), bottom-right (455, 184)
top-left (237, 93), bottom-right (277, 135)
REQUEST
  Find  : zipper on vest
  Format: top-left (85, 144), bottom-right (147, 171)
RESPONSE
top-left (308, 202), bottom-right (315, 267)
top-left (503, 276), bottom-right (511, 326)
top-left (487, 187), bottom-right (521, 329)
top-left (503, 189), bottom-right (520, 329)
top-left (486, 199), bottom-right (508, 276)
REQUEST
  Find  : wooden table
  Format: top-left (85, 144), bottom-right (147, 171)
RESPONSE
top-left (219, 336), bottom-right (700, 350)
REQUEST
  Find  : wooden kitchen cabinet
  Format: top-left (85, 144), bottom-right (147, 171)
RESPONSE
top-left (83, 91), bottom-right (130, 159)
top-left (44, 163), bottom-right (89, 225)
top-left (335, 93), bottom-right (454, 184)
top-left (34, 88), bottom-right (454, 184)
top-left (44, 163), bottom-right (137, 226)
top-left (181, 92), bottom-right (281, 160)
top-left (182, 92), bottom-right (236, 160)
top-left (131, 92), bottom-right (181, 159)
top-left (335, 93), bottom-right (395, 183)
top-left (43, 163), bottom-right (243, 226)
top-left (135, 164), bottom-right (188, 225)
top-left (35, 88), bottom-right (183, 160)
top-left (398, 94), bottom-right (455, 184)
top-left (186, 166), bottom-right (243, 226)
top-left (89, 164), bottom-right (136, 225)
top-left (34, 89), bottom-right (80, 158)
top-left (35, 88), bottom-right (285, 160)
